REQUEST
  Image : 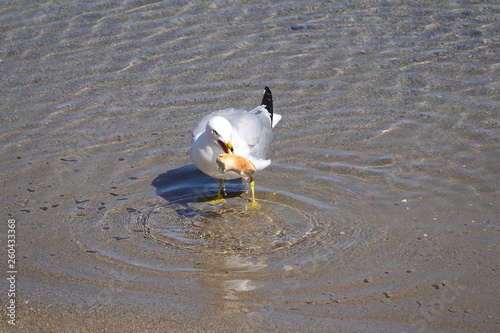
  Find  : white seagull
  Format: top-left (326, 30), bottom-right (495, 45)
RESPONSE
top-left (190, 87), bottom-right (281, 209)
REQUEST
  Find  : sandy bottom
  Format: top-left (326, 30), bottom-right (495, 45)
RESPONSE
top-left (1, 0), bottom-right (499, 332)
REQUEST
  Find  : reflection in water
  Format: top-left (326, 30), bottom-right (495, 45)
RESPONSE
top-left (196, 255), bottom-right (267, 312)
top-left (3, 0), bottom-right (498, 331)
top-left (223, 280), bottom-right (258, 296)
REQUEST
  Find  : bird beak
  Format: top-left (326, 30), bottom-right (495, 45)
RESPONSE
top-left (218, 140), bottom-right (234, 154)
top-left (227, 141), bottom-right (234, 154)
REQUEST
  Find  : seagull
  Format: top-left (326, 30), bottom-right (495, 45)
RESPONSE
top-left (190, 87), bottom-right (281, 209)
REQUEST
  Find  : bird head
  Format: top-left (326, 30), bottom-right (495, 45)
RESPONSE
top-left (207, 116), bottom-right (234, 154)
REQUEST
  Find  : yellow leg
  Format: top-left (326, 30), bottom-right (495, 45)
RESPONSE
top-left (246, 177), bottom-right (261, 210)
top-left (209, 179), bottom-right (226, 204)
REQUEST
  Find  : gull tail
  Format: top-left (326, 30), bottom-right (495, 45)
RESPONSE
top-left (261, 86), bottom-right (273, 126)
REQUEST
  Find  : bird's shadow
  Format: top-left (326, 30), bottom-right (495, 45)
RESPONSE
top-left (151, 165), bottom-right (246, 214)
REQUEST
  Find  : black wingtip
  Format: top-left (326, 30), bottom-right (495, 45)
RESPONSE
top-left (261, 86), bottom-right (273, 126)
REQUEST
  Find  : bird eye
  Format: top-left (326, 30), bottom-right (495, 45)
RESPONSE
top-left (212, 130), bottom-right (219, 136)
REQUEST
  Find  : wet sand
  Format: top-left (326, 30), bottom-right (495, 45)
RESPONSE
top-left (1, 0), bottom-right (499, 332)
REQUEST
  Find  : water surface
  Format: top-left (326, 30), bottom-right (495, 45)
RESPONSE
top-left (1, 0), bottom-right (499, 332)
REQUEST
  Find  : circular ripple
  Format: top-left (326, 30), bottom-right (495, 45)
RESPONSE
top-left (135, 195), bottom-right (321, 254)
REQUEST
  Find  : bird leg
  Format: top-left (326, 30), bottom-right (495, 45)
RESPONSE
top-left (246, 176), bottom-right (261, 210)
top-left (209, 179), bottom-right (226, 204)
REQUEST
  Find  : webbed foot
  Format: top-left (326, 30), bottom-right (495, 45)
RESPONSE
top-left (209, 193), bottom-right (226, 204)
top-left (209, 179), bottom-right (226, 204)
top-left (246, 200), bottom-right (261, 210)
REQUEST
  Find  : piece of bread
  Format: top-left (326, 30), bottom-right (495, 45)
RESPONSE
top-left (216, 154), bottom-right (256, 179)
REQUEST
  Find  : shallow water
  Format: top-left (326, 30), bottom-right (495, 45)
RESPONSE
top-left (1, 0), bottom-right (499, 331)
